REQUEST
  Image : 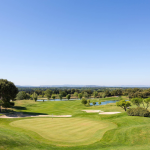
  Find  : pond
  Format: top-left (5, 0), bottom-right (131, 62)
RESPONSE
top-left (90, 100), bottom-right (119, 106)
top-left (37, 99), bottom-right (80, 102)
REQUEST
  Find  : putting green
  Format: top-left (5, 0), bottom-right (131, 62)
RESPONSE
top-left (10, 118), bottom-right (117, 146)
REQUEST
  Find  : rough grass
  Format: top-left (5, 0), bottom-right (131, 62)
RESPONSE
top-left (1, 97), bottom-right (150, 149)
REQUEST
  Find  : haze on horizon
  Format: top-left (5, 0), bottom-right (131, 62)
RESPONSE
top-left (0, 0), bottom-right (150, 86)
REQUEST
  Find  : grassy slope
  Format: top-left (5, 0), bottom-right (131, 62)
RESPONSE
top-left (1, 97), bottom-right (150, 150)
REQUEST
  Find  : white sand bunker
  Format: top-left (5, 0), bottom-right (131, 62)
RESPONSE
top-left (0, 114), bottom-right (72, 118)
top-left (99, 112), bottom-right (121, 115)
top-left (82, 110), bottom-right (104, 113)
top-left (32, 115), bottom-right (72, 118)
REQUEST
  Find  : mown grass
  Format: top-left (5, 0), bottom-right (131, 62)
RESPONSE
top-left (10, 118), bottom-right (116, 146)
top-left (1, 97), bottom-right (150, 150)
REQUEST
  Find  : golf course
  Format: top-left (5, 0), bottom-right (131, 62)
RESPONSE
top-left (1, 97), bottom-right (150, 150)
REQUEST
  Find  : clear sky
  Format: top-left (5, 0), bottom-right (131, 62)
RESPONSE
top-left (0, 0), bottom-right (150, 86)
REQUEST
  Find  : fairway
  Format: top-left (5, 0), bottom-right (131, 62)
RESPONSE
top-left (10, 118), bottom-right (116, 146)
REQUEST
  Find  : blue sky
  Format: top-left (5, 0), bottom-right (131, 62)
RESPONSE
top-left (0, 0), bottom-right (150, 86)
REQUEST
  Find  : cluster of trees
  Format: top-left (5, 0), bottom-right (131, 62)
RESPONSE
top-left (116, 97), bottom-right (150, 117)
top-left (0, 79), bottom-right (18, 112)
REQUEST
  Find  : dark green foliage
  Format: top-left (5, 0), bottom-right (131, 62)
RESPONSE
top-left (87, 99), bottom-right (90, 103)
top-left (10, 102), bottom-right (14, 107)
top-left (74, 92), bottom-right (78, 98)
top-left (0, 79), bottom-right (18, 103)
top-left (93, 102), bottom-right (96, 106)
top-left (116, 100), bottom-right (131, 111)
top-left (2, 102), bottom-right (11, 110)
top-left (66, 94), bottom-right (71, 100)
top-left (84, 92), bottom-right (89, 98)
top-left (99, 101), bottom-right (101, 105)
top-left (59, 94), bottom-right (62, 100)
top-left (93, 91), bottom-right (98, 98)
top-left (52, 95), bottom-right (56, 100)
top-left (78, 93), bottom-right (82, 99)
top-left (16, 91), bottom-right (27, 100)
top-left (131, 98), bottom-right (143, 107)
top-left (60, 91), bottom-right (67, 97)
top-left (45, 89), bottom-right (52, 100)
top-left (105, 90), bottom-right (111, 97)
top-left (144, 98), bottom-right (150, 109)
top-left (81, 98), bottom-right (87, 105)
top-left (32, 92), bottom-right (38, 102)
top-left (127, 107), bottom-right (150, 117)
top-left (0, 100), bottom-right (3, 112)
top-left (87, 99), bottom-right (90, 106)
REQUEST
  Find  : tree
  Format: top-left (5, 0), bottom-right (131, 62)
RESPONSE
top-left (16, 91), bottom-right (27, 100)
top-left (0, 79), bottom-right (18, 104)
top-left (131, 98), bottom-right (143, 107)
top-left (105, 90), bottom-right (110, 97)
top-left (0, 100), bottom-right (3, 112)
top-left (59, 94), bottom-right (63, 100)
top-left (116, 100), bottom-right (131, 111)
top-left (99, 101), bottom-right (101, 105)
top-left (59, 91), bottom-right (67, 97)
top-left (45, 89), bottom-right (52, 100)
top-left (99, 93), bottom-right (102, 98)
top-left (93, 91), bottom-right (98, 98)
top-left (81, 98), bottom-right (87, 106)
top-left (93, 102), bottom-right (96, 106)
top-left (84, 92), bottom-right (89, 98)
top-left (66, 94), bottom-right (71, 100)
top-left (78, 93), bottom-right (82, 100)
top-left (74, 92), bottom-right (78, 98)
top-left (42, 91), bottom-right (45, 98)
top-left (71, 89), bottom-right (75, 94)
top-left (87, 99), bottom-right (90, 106)
top-left (52, 95), bottom-right (56, 101)
top-left (32, 92), bottom-right (38, 102)
top-left (102, 93), bottom-right (106, 98)
top-left (2, 102), bottom-right (11, 111)
top-left (144, 98), bottom-right (150, 109)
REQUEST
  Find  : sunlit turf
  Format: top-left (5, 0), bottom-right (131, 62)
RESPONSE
top-left (10, 118), bottom-right (116, 146)
top-left (12, 97), bottom-right (126, 115)
top-left (1, 97), bottom-right (150, 150)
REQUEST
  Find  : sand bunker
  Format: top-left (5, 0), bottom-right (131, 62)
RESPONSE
top-left (82, 110), bottom-right (103, 113)
top-left (0, 113), bottom-right (72, 118)
top-left (99, 112), bottom-right (121, 115)
top-left (32, 115), bottom-right (72, 118)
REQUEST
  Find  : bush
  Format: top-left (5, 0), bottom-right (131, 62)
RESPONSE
top-left (127, 107), bottom-right (150, 117)
top-left (10, 102), bottom-right (15, 107)
top-left (93, 102), bottom-right (96, 106)
top-left (81, 98), bottom-right (87, 105)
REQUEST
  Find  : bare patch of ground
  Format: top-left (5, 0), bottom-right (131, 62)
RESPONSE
top-left (99, 112), bottom-right (121, 115)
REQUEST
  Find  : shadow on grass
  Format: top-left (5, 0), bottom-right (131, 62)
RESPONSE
top-left (22, 112), bottom-right (48, 115)
top-left (13, 106), bottom-right (27, 110)
top-left (1, 111), bottom-right (48, 117)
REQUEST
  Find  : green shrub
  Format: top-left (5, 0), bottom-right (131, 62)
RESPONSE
top-left (81, 98), bottom-right (87, 105)
top-left (99, 101), bottom-right (101, 105)
top-left (93, 102), bottom-right (96, 106)
top-left (10, 102), bottom-right (15, 107)
top-left (127, 107), bottom-right (150, 117)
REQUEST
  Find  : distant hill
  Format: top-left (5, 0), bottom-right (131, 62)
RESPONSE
top-left (16, 85), bottom-right (150, 88)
